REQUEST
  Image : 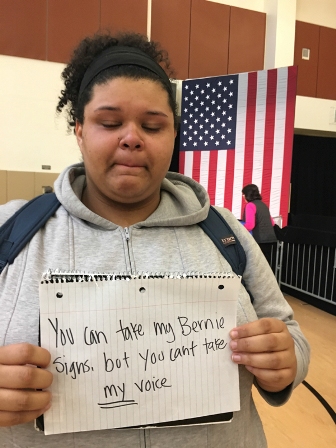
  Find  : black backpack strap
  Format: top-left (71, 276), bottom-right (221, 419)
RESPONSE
top-left (0, 193), bottom-right (61, 273)
top-left (198, 206), bottom-right (254, 303)
top-left (198, 206), bottom-right (246, 276)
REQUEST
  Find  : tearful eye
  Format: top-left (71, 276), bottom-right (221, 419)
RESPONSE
top-left (102, 122), bottom-right (121, 128)
top-left (143, 126), bottom-right (160, 132)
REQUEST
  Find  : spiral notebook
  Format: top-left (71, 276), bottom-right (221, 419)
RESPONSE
top-left (39, 271), bottom-right (241, 435)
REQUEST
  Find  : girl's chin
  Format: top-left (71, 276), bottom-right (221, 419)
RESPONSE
top-left (103, 185), bottom-right (148, 201)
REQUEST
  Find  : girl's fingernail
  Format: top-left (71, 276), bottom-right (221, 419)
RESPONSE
top-left (232, 354), bottom-right (241, 362)
top-left (230, 330), bottom-right (239, 339)
top-left (230, 340), bottom-right (238, 350)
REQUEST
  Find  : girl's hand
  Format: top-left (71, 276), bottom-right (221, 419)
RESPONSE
top-left (0, 343), bottom-right (53, 426)
top-left (230, 318), bottom-right (297, 392)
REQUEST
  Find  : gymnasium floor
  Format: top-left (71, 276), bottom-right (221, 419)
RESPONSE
top-left (253, 295), bottom-right (336, 447)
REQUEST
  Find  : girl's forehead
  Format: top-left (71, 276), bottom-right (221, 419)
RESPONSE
top-left (89, 77), bottom-right (171, 109)
top-left (93, 77), bottom-right (166, 94)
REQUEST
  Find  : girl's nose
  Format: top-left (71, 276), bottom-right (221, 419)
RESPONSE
top-left (118, 124), bottom-right (144, 150)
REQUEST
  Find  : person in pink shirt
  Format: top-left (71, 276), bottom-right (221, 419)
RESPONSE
top-left (242, 184), bottom-right (277, 269)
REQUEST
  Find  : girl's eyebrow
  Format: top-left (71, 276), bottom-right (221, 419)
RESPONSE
top-left (94, 106), bottom-right (120, 112)
top-left (94, 106), bottom-right (168, 118)
top-left (145, 110), bottom-right (169, 118)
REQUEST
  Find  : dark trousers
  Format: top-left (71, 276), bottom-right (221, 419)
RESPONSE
top-left (258, 242), bottom-right (278, 274)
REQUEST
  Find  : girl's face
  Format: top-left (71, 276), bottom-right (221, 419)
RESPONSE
top-left (76, 77), bottom-right (176, 215)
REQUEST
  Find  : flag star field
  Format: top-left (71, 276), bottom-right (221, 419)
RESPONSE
top-left (180, 75), bottom-right (238, 151)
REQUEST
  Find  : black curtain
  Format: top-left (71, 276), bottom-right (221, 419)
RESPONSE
top-left (169, 128), bottom-right (180, 173)
top-left (290, 134), bottom-right (336, 218)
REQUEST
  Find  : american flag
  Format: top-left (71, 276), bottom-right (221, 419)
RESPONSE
top-left (179, 66), bottom-right (297, 226)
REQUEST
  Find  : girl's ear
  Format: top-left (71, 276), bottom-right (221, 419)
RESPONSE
top-left (75, 120), bottom-right (84, 152)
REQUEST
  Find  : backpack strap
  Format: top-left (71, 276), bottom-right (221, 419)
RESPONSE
top-left (198, 206), bottom-right (246, 276)
top-left (198, 206), bottom-right (253, 302)
top-left (0, 193), bottom-right (61, 274)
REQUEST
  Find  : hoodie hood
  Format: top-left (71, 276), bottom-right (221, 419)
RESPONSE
top-left (54, 162), bottom-right (210, 229)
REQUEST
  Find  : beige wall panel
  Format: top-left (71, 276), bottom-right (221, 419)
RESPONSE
top-left (34, 172), bottom-right (59, 197)
top-left (0, 171), bottom-right (7, 205)
top-left (7, 171), bottom-right (35, 201)
top-left (0, 0), bottom-right (47, 60)
top-left (151, 0), bottom-right (191, 80)
top-left (316, 26), bottom-right (336, 101)
top-left (294, 21), bottom-right (320, 98)
top-left (228, 6), bottom-right (266, 75)
top-left (47, 0), bottom-right (100, 63)
top-left (189, 0), bottom-right (230, 79)
top-left (100, 0), bottom-right (147, 35)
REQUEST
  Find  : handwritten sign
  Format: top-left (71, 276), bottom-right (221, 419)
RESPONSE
top-left (39, 274), bottom-right (241, 435)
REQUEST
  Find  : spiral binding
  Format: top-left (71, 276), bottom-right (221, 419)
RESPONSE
top-left (41, 269), bottom-right (238, 284)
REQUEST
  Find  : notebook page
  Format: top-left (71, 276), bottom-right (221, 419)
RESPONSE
top-left (39, 273), bottom-right (241, 435)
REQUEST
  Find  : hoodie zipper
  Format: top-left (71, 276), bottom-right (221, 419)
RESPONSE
top-left (124, 227), bottom-right (133, 274)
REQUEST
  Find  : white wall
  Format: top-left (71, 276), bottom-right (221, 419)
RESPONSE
top-left (263, 0), bottom-right (296, 69)
top-left (210, 0), bottom-right (336, 26)
top-left (296, 0), bottom-right (336, 28)
top-left (295, 97), bottom-right (336, 133)
top-left (0, 55), bottom-right (80, 172)
top-left (206, 0), bottom-right (265, 12)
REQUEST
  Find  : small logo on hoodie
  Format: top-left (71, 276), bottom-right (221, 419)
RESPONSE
top-left (221, 235), bottom-right (236, 246)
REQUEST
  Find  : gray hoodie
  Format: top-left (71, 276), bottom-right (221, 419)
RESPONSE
top-left (0, 163), bottom-right (310, 448)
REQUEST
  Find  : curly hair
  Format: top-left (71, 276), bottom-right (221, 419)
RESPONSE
top-left (56, 31), bottom-right (177, 131)
top-left (242, 184), bottom-right (262, 202)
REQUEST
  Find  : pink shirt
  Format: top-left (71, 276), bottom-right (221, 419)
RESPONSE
top-left (244, 201), bottom-right (275, 231)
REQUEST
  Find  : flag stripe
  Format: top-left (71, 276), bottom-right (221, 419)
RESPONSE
top-left (192, 150), bottom-right (201, 183)
top-left (183, 150), bottom-right (193, 178)
top-left (280, 66), bottom-right (297, 226)
top-left (269, 67), bottom-right (289, 218)
top-left (208, 150), bottom-right (218, 204)
top-left (179, 150), bottom-right (186, 175)
top-left (224, 149), bottom-right (235, 211)
top-left (215, 149), bottom-right (227, 206)
top-left (231, 73), bottom-right (248, 218)
top-left (261, 69), bottom-right (277, 206)
top-left (224, 150), bottom-right (236, 210)
top-left (241, 71), bottom-right (258, 217)
top-left (252, 70), bottom-right (267, 193)
top-left (200, 150), bottom-right (210, 191)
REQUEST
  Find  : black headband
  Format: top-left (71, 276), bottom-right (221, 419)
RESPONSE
top-left (78, 46), bottom-right (172, 99)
